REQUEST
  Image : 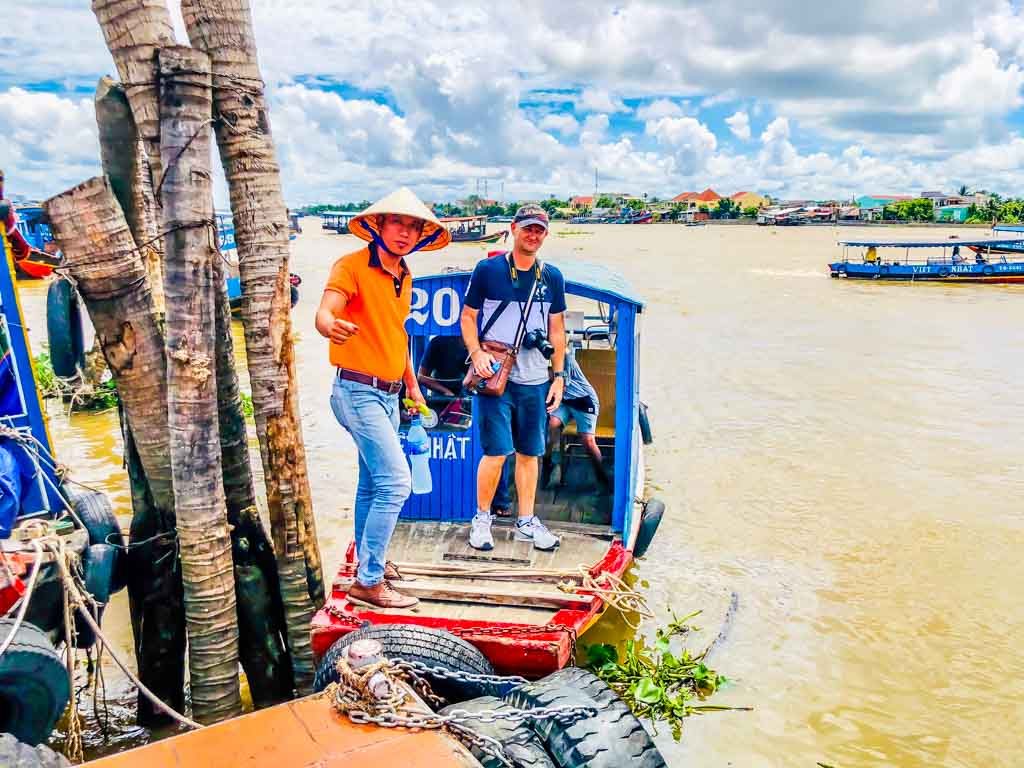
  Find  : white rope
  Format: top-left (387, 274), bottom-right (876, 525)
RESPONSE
top-left (41, 539), bottom-right (204, 731)
top-left (0, 539), bottom-right (45, 657)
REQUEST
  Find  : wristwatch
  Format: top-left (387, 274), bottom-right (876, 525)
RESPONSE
top-left (553, 370), bottom-right (568, 380)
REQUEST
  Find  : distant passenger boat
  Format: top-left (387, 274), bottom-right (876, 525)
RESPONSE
top-left (829, 235), bottom-right (1024, 283)
top-left (440, 215), bottom-right (509, 244)
top-left (321, 211), bottom-right (355, 234)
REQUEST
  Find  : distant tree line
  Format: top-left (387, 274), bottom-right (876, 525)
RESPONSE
top-left (879, 195), bottom-right (1024, 224)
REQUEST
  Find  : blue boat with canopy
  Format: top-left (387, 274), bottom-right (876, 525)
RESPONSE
top-left (830, 234), bottom-right (1024, 283)
top-left (312, 257), bottom-right (664, 678)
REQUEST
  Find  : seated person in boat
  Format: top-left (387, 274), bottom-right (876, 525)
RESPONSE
top-left (461, 204), bottom-right (566, 552)
top-left (417, 335), bottom-right (468, 398)
top-left (546, 348), bottom-right (610, 492)
top-left (316, 187), bottom-right (449, 609)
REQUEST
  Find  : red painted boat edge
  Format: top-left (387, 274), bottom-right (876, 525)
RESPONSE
top-left (311, 538), bottom-right (633, 678)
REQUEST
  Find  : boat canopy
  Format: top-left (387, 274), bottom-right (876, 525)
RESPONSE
top-left (837, 237), bottom-right (1024, 249)
top-left (440, 215), bottom-right (487, 222)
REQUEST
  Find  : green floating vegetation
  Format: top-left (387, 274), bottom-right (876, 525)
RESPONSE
top-left (33, 352), bottom-right (119, 411)
top-left (582, 610), bottom-right (747, 741)
top-left (239, 391), bottom-right (254, 418)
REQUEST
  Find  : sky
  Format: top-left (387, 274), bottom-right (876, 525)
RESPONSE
top-left (4, 0), bottom-right (1024, 205)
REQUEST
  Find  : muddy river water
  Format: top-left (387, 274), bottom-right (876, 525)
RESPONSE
top-left (17, 221), bottom-right (1024, 767)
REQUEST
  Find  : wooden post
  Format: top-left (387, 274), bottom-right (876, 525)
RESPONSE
top-left (43, 177), bottom-right (185, 722)
top-left (181, 0), bottom-right (324, 692)
top-left (158, 45), bottom-right (241, 722)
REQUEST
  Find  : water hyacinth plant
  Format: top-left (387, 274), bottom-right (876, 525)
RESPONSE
top-left (582, 610), bottom-right (748, 741)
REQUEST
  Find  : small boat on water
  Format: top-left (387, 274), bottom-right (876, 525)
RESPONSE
top-left (440, 215), bottom-right (509, 244)
top-left (7, 206), bottom-right (61, 279)
top-left (311, 262), bottom-right (663, 679)
top-left (321, 211), bottom-right (355, 234)
top-left (829, 235), bottom-right (1024, 283)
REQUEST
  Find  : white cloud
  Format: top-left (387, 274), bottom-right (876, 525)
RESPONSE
top-left (578, 88), bottom-right (628, 113)
top-left (0, 88), bottom-right (100, 198)
top-left (538, 113), bottom-right (580, 135)
top-left (645, 116), bottom-right (717, 176)
top-left (725, 111), bottom-right (752, 140)
top-left (7, 0), bottom-right (1024, 202)
top-left (635, 99), bottom-right (686, 121)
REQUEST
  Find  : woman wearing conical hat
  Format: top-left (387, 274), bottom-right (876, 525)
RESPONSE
top-left (316, 187), bottom-right (450, 609)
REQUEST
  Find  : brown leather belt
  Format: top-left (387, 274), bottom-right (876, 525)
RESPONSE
top-left (336, 368), bottom-right (403, 394)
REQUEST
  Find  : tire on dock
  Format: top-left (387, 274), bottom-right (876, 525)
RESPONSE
top-left (313, 623), bottom-right (495, 703)
top-left (505, 668), bottom-right (666, 768)
top-left (0, 620), bottom-right (70, 746)
top-left (0, 733), bottom-right (69, 768)
top-left (438, 696), bottom-right (555, 768)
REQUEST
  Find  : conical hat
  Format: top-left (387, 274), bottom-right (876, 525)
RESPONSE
top-left (348, 187), bottom-right (451, 252)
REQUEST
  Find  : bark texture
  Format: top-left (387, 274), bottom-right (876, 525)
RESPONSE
top-left (43, 177), bottom-right (184, 719)
top-left (158, 45), bottom-right (241, 723)
top-left (94, 76), bottom-right (166, 325)
top-left (181, 0), bottom-right (324, 692)
top-left (91, 0), bottom-right (175, 183)
top-left (213, 256), bottom-right (293, 705)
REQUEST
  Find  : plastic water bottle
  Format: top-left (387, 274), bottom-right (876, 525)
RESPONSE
top-left (406, 416), bottom-right (432, 495)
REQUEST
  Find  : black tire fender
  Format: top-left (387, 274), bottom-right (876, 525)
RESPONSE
top-left (0, 620), bottom-right (70, 746)
top-left (938, 267), bottom-right (951, 277)
top-left (439, 696), bottom-right (555, 768)
top-left (983, 266), bottom-right (994, 276)
top-left (0, 733), bottom-right (70, 767)
top-left (638, 402), bottom-right (653, 445)
top-left (313, 623), bottom-right (495, 703)
top-left (505, 672), bottom-right (666, 767)
top-left (290, 284), bottom-right (299, 308)
top-left (72, 543), bottom-right (117, 649)
top-left (63, 486), bottom-right (125, 593)
top-left (632, 498), bottom-right (665, 559)
top-left (45, 277), bottom-right (84, 379)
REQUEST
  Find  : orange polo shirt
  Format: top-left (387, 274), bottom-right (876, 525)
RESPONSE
top-left (324, 244), bottom-right (411, 381)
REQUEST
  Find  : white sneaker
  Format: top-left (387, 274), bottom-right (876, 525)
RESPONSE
top-left (469, 512), bottom-right (494, 551)
top-left (514, 516), bottom-right (560, 551)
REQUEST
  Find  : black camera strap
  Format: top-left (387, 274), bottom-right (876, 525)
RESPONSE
top-left (508, 254), bottom-right (547, 351)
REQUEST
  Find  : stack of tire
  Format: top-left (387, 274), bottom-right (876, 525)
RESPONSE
top-left (314, 624), bottom-right (667, 768)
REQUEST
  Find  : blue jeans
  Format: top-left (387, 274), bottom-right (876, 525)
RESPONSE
top-left (330, 378), bottom-right (411, 586)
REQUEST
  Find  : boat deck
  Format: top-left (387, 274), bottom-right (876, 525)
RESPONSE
top-left (335, 519), bottom-right (615, 625)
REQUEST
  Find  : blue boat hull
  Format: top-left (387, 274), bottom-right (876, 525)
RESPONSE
top-left (829, 261), bottom-right (1024, 283)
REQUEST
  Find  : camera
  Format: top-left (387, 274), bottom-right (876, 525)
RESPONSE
top-left (522, 329), bottom-right (555, 359)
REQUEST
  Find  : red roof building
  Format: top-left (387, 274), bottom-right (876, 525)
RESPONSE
top-left (570, 195), bottom-right (594, 209)
top-left (695, 188), bottom-right (720, 203)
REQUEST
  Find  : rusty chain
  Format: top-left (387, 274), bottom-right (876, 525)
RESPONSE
top-left (323, 605), bottom-right (578, 663)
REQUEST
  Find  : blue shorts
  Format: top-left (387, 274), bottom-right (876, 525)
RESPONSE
top-left (552, 403), bottom-right (598, 435)
top-left (477, 381), bottom-right (548, 457)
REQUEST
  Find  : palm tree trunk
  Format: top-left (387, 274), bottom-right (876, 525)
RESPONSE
top-left (158, 45), bottom-right (241, 723)
top-left (91, 0), bottom-right (174, 183)
top-left (212, 257), bottom-right (293, 705)
top-left (91, 0), bottom-right (172, 317)
top-left (94, 76), bottom-right (165, 318)
top-left (181, 0), bottom-right (324, 692)
top-left (43, 176), bottom-right (184, 721)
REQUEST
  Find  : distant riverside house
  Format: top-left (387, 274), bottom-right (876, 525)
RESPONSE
top-left (920, 191), bottom-right (970, 210)
top-left (855, 194), bottom-right (914, 221)
top-left (730, 191), bottom-right (767, 209)
top-left (935, 204), bottom-right (971, 223)
top-left (569, 195), bottom-right (594, 210)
